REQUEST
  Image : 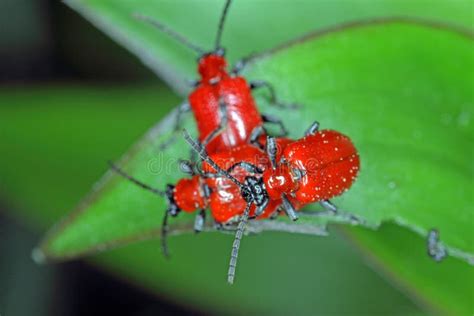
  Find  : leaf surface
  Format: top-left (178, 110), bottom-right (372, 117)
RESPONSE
top-left (38, 21), bottom-right (474, 267)
top-left (64, 0), bottom-right (473, 94)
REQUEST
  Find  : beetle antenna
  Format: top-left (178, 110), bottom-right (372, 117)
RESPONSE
top-left (266, 136), bottom-right (278, 169)
top-left (215, 0), bottom-right (233, 50)
top-left (134, 13), bottom-right (205, 55)
top-left (108, 161), bottom-right (165, 196)
top-left (182, 129), bottom-right (244, 189)
top-left (161, 210), bottom-right (170, 257)
top-left (227, 201), bottom-right (251, 284)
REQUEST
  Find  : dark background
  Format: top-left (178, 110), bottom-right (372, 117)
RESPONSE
top-left (1, 0), bottom-right (155, 82)
top-left (1, 0), bottom-right (201, 315)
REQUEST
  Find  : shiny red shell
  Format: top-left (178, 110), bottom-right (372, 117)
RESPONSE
top-left (174, 176), bottom-right (207, 212)
top-left (189, 54), bottom-right (263, 154)
top-left (268, 129), bottom-right (360, 205)
top-left (173, 130), bottom-right (360, 224)
top-left (174, 54), bottom-right (360, 224)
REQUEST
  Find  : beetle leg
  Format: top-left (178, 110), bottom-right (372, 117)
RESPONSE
top-left (161, 184), bottom-right (181, 258)
top-left (249, 115), bottom-right (287, 149)
top-left (226, 161), bottom-right (263, 175)
top-left (214, 221), bottom-right (224, 230)
top-left (314, 200), bottom-right (362, 224)
top-left (269, 208), bottom-right (283, 220)
top-left (320, 199), bottom-right (338, 214)
top-left (231, 53), bottom-right (256, 75)
top-left (304, 121), bottom-right (320, 136)
top-left (108, 162), bottom-right (176, 257)
top-left (194, 209), bottom-right (206, 233)
top-left (281, 193), bottom-right (298, 221)
top-left (262, 113), bottom-right (288, 137)
top-left (157, 102), bottom-right (191, 151)
top-left (250, 80), bottom-right (299, 109)
top-left (254, 197), bottom-right (269, 217)
top-left (249, 125), bottom-right (266, 149)
top-left (202, 183), bottom-right (211, 198)
top-left (178, 159), bottom-right (195, 175)
top-left (161, 211), bottom-right (171, 258)
top-left (231, 58), bottom-right (246, 75)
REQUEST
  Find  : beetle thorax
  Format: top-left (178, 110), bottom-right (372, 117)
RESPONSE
top-left (243, 176), bottom-right (268, 207)
top-left (262, 164), bottom-right (298, 200)
top-left (198, 54), bottom-right (228, 84)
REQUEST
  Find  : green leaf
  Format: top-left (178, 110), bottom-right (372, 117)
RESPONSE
top-left (37, 20), bottom-right (474, 269)
top-left (344, 224), bottom-right (474, 315)
top-left (0, 86), bottom-right (424, 315)
top-left (244, 19), bottom-right (474, 263)
top-left (64, 0), bottom-right (473, 94)
top-left (0, 85), bottom-right (177, 227)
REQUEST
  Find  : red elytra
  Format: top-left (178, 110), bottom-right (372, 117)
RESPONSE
top-left (130, 0), bottom-right (288, 249)
top-left (137, 10), bottom-right (271, 156)
top-left (110, 125), bottom-right (361, 284)
top-left (190, 55), bottom-right (263, 153)
top-left (173, 176), bottom-right (206, 212)
top-left (198, 129), bottom-right (360, 223)
top-left (265, 130), bottom-right (360, 204)
top-left (110, 0), bottom-right (362, 285)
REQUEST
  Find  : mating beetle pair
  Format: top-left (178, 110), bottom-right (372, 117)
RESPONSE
top-left (111, 0), bottom-right (361, 284)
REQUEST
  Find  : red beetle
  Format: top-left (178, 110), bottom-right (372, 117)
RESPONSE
top-left (111, 121), bottom-right (360, 282)
top-left (183, 122), bottom-right (360, 284)
top-left (110, 0), bottom-right (361, 284)
top-left (186, 123), bottom-right (360, 222)
top-left (114, 0), bottom-right (295, 259)
top-left (190, 52), bottom-right (265, 153)
top-left (136, 0), bottom-right (292, 155)
top-left (265, 129), bottom-right (360, 205)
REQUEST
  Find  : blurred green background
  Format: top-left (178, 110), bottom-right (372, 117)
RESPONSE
top-left (0, 0), bottom-right (472, 315)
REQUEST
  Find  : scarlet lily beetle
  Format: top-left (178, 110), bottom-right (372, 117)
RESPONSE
top-left (113, 0), bottom-right (297, 257)
top-left (183, 121), bottom-right (360, 284)
top-left (110, 0), bottom-right (362, 284)
top-left (135, 0), bottom-right (295, 155)
top-left (111, 121), bottom-right (361, 284)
